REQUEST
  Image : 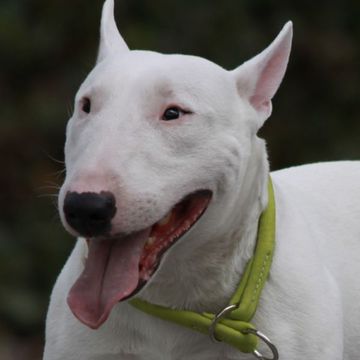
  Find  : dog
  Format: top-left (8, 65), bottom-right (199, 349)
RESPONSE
top-left (43, 0), bottom-right (360, 359)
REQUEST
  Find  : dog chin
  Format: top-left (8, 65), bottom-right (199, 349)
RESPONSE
top-left (66, 189), bottom-right (212, 329)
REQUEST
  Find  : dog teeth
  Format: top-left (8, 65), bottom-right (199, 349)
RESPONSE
top-left (158, 211), bottom-right (172, 226)
top-left (146, 236), bottom-right (156, 246)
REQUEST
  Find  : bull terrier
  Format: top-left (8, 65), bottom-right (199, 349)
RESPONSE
top-left (44, 0), bottom-right (360, 359)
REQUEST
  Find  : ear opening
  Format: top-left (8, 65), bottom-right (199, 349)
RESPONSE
top-left (97, 0), bottom-right (129, 63)
top-left (232, 21), bottom-right (293, 125)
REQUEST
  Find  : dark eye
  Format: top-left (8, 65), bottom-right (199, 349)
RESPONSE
top-left (81, 97), bottom-right (91, 114)
top-left (162, 107), bottom-right (181, 121)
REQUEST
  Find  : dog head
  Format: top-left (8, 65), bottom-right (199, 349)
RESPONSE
top-left (58, 0), bottom-right (292, 329)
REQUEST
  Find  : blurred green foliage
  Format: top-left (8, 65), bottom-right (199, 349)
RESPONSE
top-left (0, 0), bottom-right (359, 358)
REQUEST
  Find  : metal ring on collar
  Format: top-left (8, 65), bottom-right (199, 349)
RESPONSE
top-left (209, 304), bottom-right (237, 342)
top-left (244, 328), bottom-right (279, 360)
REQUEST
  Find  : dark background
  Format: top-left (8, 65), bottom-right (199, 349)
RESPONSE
top-left (1, 0), bottom-right (359, 358)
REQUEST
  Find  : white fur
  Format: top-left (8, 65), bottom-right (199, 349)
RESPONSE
top-left (44, 1), bottom-right (360, 359)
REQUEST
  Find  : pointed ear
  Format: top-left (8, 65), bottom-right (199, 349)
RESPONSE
top-left (232, 22), bottom-right (293, 126)
top-left (97, 0), bottom-right (129, 63)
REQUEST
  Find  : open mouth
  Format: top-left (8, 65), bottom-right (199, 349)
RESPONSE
top-left (67, 190), bottom-right (212, 329)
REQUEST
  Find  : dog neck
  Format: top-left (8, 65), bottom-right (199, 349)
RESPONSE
top-left (141, 138), bottom-right (269, 314)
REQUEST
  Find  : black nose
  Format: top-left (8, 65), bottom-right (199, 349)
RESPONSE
top-left (63, 191), bottom-right (117, 237)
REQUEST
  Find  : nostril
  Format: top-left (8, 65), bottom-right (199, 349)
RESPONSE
top-left (63, 191), bottom-right (117, 237)
top-left (90, 213), bottom-right (106, 221)
top-left (89, 212), bottom-right (109, 224)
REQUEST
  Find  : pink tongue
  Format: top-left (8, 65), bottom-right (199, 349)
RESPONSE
top-left (67, 229), bottom-right (150, 329)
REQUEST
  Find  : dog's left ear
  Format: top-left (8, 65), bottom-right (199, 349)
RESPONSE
top-left (232, 22), bottom-right (292, 127)
top-left (97, 0), bottom-right (129, 63)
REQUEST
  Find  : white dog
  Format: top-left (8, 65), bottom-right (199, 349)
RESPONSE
top-left (44, 0), bottom-right (360, 359)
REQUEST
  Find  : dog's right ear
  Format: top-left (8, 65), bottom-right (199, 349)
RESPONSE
top-left (97, 0), bottom-right (129, 63)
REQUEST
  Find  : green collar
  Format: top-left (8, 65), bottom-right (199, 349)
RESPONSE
top-left (130, 178), bottom-right (276, 357)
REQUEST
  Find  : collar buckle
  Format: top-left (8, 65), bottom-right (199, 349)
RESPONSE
top-left (209, 304), bottom-right (279, 360)
top-left (209, 304), bottom-right (238, 342)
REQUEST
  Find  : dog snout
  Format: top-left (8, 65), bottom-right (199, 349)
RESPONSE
top-left (63, 191), bottom-right (117, 237)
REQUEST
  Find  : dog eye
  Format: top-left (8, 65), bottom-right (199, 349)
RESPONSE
top-left (81, 97), bottom-right (91, 114)
top-left (162, 107), bottom-right (181, 121)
